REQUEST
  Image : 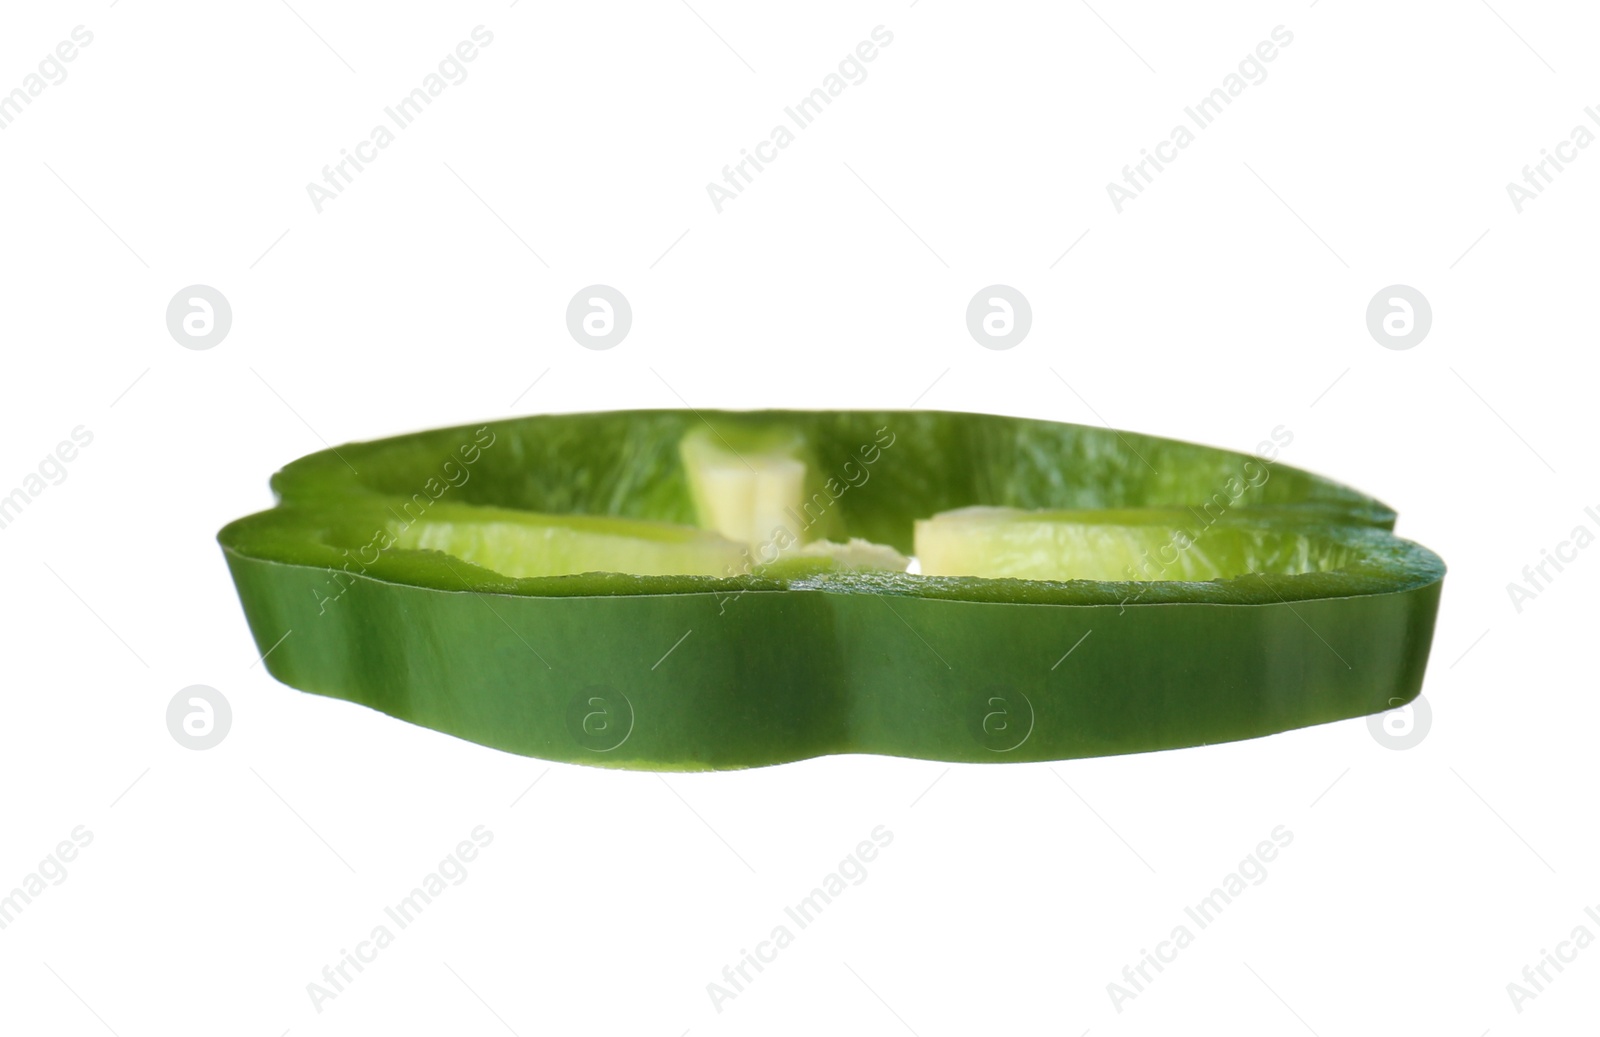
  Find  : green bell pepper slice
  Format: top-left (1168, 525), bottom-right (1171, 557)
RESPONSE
top-left (218, 410), bottom-right (1443, 770)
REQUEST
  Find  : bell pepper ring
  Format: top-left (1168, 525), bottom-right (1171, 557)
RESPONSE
top-left (218, 410), bottom-right (1444, 770)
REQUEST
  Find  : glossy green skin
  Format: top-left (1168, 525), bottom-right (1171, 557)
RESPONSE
top-left (219, 410), bottom-right (1444, 770)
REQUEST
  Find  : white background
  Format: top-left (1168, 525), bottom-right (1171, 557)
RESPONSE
top-left (1, 1), bottom-right (1595, 1034)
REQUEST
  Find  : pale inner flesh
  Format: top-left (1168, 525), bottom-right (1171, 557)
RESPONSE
top-left (388, 431), bottom-right (1353, 582)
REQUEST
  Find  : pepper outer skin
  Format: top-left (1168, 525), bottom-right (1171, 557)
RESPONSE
top-left (218, 410), bottom-right (1444, 770)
